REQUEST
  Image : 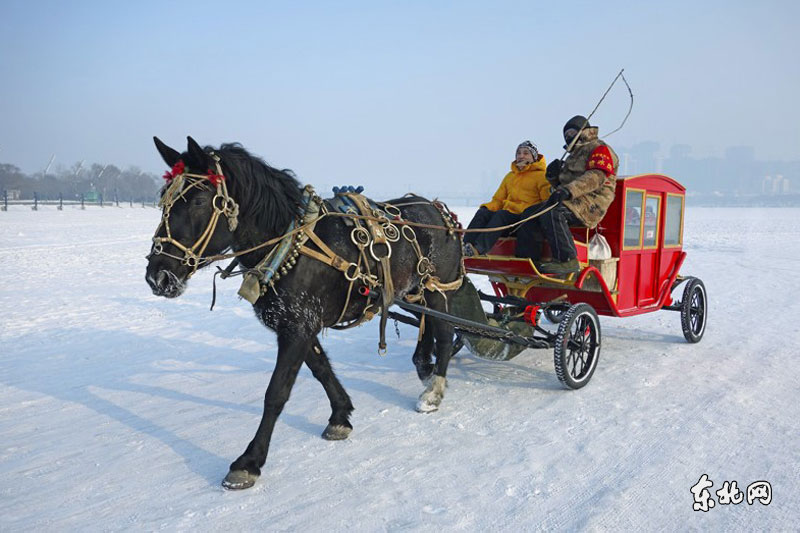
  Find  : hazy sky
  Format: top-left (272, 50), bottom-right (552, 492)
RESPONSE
top-left (1, 0), bottom-right (798, 193)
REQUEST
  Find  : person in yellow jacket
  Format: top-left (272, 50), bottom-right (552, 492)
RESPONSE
top-left (463, 141), bottom-right (549, 255)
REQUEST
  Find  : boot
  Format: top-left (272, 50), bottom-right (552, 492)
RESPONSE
top-left (538, 258), bottom-right (580, 275)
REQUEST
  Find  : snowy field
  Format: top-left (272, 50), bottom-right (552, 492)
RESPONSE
top-left (1, 204), bottom-right (798, 531)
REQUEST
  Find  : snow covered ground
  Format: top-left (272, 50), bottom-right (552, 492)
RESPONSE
top-left (1, 204), bottom-right (798, 531)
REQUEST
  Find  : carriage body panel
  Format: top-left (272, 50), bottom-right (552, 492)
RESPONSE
top-left (464, 174), bottom-right (687, 317)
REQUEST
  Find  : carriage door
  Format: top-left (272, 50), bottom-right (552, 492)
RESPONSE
top-left (637, 194), bottom-right (661, 306)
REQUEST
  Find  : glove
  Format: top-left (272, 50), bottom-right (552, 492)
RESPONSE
top-left (549, 187), bottom-right (571, 204)
top-left (546, 160), bottom-right (563, 182)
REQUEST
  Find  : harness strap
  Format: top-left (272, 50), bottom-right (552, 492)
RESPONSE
top-left (345, 193), bottom-right (396, 353)
top-left (299, 229), bottom-right (351, 272)
top-left (298, 244), bottom-right (349, 272)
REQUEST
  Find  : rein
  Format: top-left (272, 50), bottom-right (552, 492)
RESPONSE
top-left (200, 201), bottom-right (557, 265)
top-left (150, 158), bottom-right (556, 275)
top-left (151, 158), bottom-right (558, 352)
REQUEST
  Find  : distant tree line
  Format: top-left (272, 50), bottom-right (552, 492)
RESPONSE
top-left (0, 161), bottom-right (162, 202)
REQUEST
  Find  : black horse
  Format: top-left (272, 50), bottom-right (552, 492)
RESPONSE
top-left (145, 137), bottom-right (463, 489)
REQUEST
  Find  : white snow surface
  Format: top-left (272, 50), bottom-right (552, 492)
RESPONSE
top-left (1, 204), bottom-right (798, 531)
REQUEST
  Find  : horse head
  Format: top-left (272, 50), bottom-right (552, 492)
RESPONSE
top-left (146, 136), bottom-right (238, 298)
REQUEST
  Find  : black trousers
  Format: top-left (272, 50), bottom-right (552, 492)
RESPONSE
top-left (518, 204), bottom-right (582, 262)
top-left (463, 207), bottom-right (521, 254)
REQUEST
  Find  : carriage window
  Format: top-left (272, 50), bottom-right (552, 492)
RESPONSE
top-left (623, 190), bottom-right (643, 248)
top-left (643, 195), bottom-right (660, 247)
top-left (664, 194), bottom-right (684, 246)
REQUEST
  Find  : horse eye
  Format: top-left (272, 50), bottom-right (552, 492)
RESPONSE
top-left (193, 196), bottom-right (208, 207)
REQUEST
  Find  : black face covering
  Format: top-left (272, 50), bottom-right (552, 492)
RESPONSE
top-left (563, 115), bottom-right (589, 149)
top-left (563, 129), bottom-right (578, 147)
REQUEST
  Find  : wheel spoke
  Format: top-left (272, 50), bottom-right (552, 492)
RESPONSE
top-left (567, 351), bottom-right (576, 374)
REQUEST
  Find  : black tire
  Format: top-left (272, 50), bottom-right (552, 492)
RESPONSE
top-left (554, 303), bottom-right (601, 389)
top-left (451, 333), bottom-right (465, 357)
top-left (545, 305), bottom-right (569, 324)
top-left (680, 278), bottom-right (707, 343)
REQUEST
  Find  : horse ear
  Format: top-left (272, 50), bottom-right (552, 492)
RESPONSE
top-left (154, 136), bottom-right (181, 167)
top-left (186, 136), bottom-right (209, 169)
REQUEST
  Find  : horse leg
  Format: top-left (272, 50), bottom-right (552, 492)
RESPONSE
top-left (304, 336), bottom-right (354, 441)
top-left (411, 323), bottom-right (435, 383)
top-left (222, 332), bottom-right (307, 490)
top-left (416, 296), bottom-right (456, 413)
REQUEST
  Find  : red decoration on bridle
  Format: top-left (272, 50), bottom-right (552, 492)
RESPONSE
top-left (163, 160), bottom-right (185, 181)
top-left (162, 159), bottom-right (225, 187)
top-left (206, 170), bottom-right (225, 187)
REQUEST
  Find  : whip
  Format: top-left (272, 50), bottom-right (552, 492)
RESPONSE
top-left (560, 69), bottom-right (634, 162)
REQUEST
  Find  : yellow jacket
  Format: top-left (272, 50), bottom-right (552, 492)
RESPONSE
top-left (481, 156), bottom-right (550, 214)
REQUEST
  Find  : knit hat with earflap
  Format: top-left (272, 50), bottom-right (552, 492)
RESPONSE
top-left (516, 140), bottom-right (539, 160)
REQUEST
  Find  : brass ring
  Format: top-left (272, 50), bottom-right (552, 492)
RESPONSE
top-left (212, 194), bottom-right (226, 212)
top-left (351, 226), bottom-right (371, 247)
top-left (401, 224), bottom-right (417, 242)
top-left (344, 262), bottom-right (361, 281)
top-left (383, 223), bottom-right (400, 242)
top-left (416, 257), bottom-right (432, 276)
top-left (383, 204), bottom-right (401, 218)
top-left (369, 241), bottom-right (392, 261)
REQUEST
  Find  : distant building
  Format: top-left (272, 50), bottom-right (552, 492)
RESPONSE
top-left (762, 175), bottom-right (792, 194)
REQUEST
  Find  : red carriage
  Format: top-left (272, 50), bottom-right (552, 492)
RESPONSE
top-left (393, 173), bottom-right (707, 389)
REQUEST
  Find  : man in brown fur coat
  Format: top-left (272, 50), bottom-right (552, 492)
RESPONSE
top-left (519, 115), bottom-right (619, 274)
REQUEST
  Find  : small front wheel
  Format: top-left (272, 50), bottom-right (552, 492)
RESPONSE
top-left (544, 304), bottom-right (569, 324)
top-left (554, 303), bottom-right (601, 389)
top-left (680, 278), bottom-right (707, 343)
top-left (451, 333), bottom-right (465, 357)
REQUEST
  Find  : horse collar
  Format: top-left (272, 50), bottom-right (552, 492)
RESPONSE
top-left (237, 186), bottom-right (320, 303)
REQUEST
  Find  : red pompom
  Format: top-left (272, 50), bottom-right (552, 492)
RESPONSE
top-left (163, 160), bottom-right (185, 181)
top-left (206, 170), bottom-right (225, 186)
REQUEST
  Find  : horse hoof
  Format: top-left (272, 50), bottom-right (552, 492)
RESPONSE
top-left (415, 399), bottom-right (439, 413)
top-left (222, 470), bottom-right (259, 490)
top-left (416, 375), bottom-right (446, 413)
top-left (322, 424), bottom-right (352, 440)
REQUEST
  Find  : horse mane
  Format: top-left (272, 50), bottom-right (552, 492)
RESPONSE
top-left (211, 143), bottom-right (304, 235)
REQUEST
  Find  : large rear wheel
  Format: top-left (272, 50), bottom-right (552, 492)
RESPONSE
top-left (680, 278), bottom-right (707, 343)
top-left (554, 303), bottom-right (601, 389)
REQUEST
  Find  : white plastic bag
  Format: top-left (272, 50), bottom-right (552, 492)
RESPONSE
top-left (588, 232), bottom-right (612, 260)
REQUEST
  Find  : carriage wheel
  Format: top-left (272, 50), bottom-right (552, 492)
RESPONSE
top-left (553, 303), bottom-right (601, 389)
top-left (680, 278), bottom-right (707, 343)
top-left (451, 333), bottom-right (465, 357)
top-left (545, 304), bottom-right (569, 324)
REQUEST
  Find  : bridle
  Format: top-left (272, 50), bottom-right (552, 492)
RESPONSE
top-left (149, 153), bottom-right (239, 278)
